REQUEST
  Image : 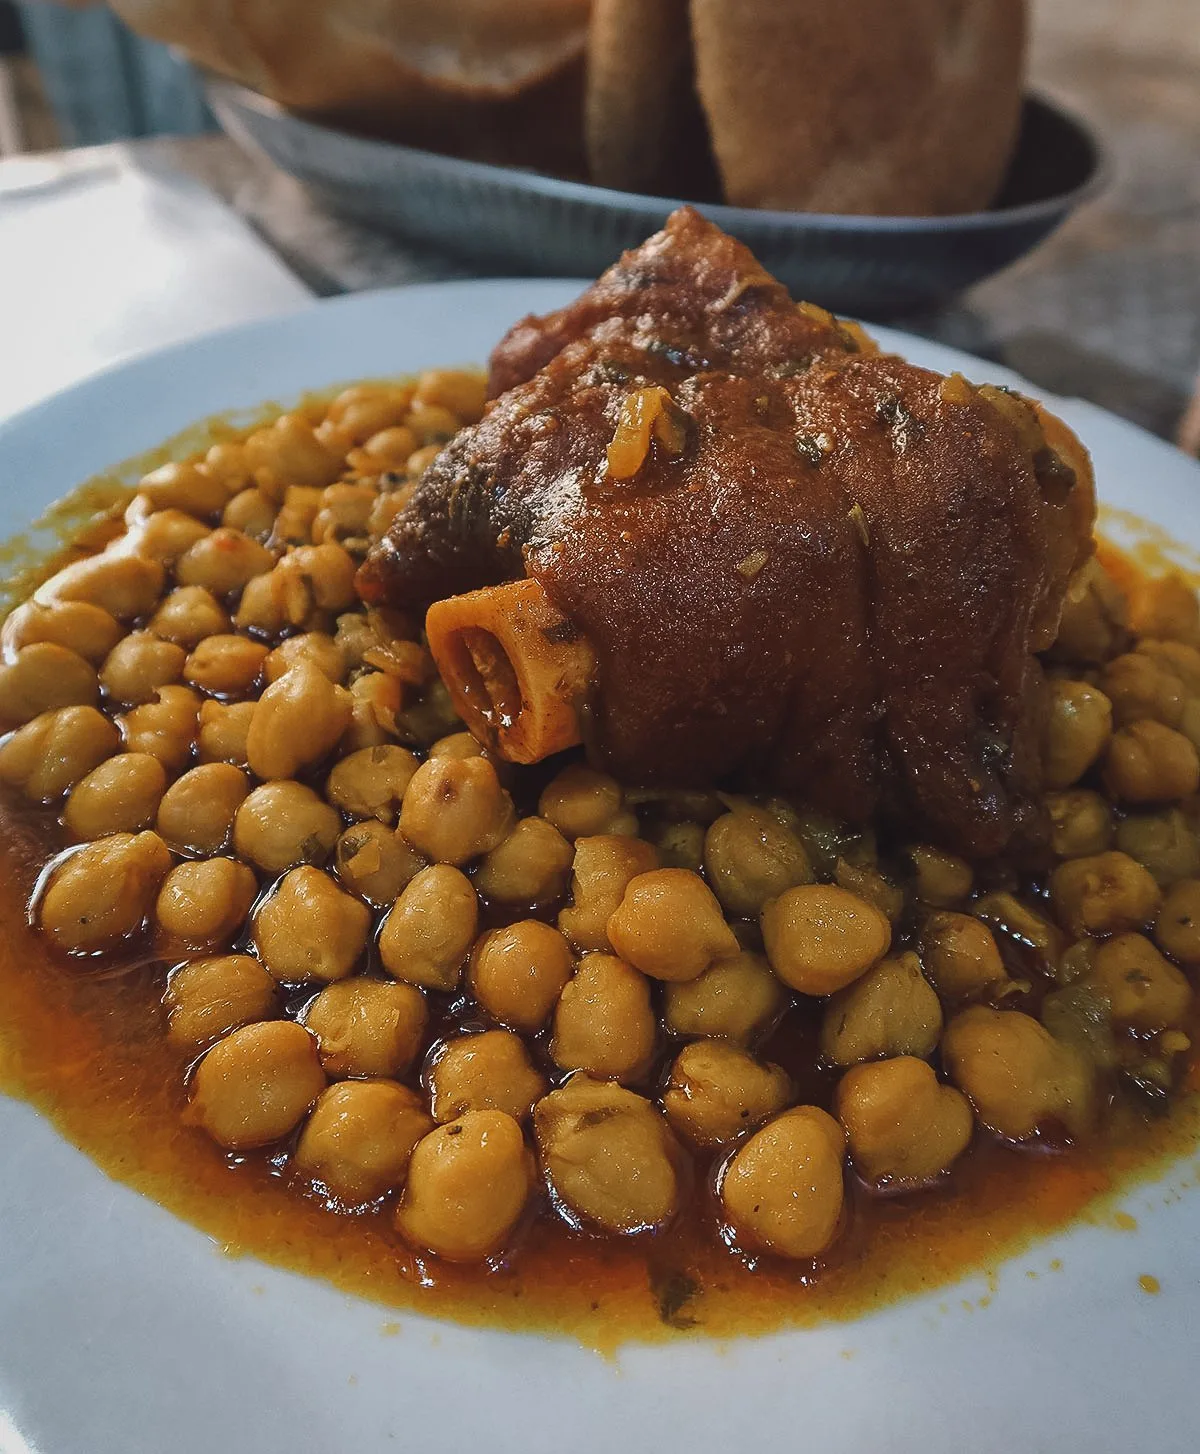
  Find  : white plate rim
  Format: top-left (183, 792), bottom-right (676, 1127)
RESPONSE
top-left (1, 279), bottom-right (1199, 1454)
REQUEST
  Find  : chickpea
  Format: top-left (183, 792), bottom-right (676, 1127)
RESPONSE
top-left (427, 1030), bottom-right (547, 1124)
top-left (264, 631), bottom-right (346, 685)
top-left (0, 705), bottom-right (119, 802)
top-left (38, 830), bottom-right (173, 951)
top-left (366, 489), bottom-right (411, 541)
top-left (352, 425), bottom-right (417, 471)
top-left (1086, 933), bottom-right (1192, 1031)
top-left (1129, 572), bottom-right (1200, 645)
top-left (295, 1081), bottom-right (434, 1204)
top-left (245, 661), bottom-right (351, 781)
top-left (972, 891), bottom-right (1065, 966)
top-left (606, 868), bottom-right (739, 983)
top-left (760, 883), bottom-right (891, 996)
top-left (378, 863), bottom-right (478, 991)
top-left (406, 402), bottom-right (459, 447)
top-left (835, 1057), bottom-right (973, 1186)
top-left (557, 834), bottom-right (659, 952)
top-left (334, 820), bottom-right (424, 907)
top-left (1100, 652), bottom-right (1185, 729)
top-left (549, 952), bottom-right (654, 1082)
top-left (1042, 680), bottom-right (1113, 789)
top-left (1104, 720), bottom-right (1200, 803)
top-left (1138, 639), bottom-right (1200, 693)
top-left (663, 1040), bottom-right (791, 1148)
top-left (271, 485), bottom-right (324, 547)
top-left (534, 1076), bottom-right (681, 1234)
top-left (424, 731), bottom-right (481, 762)
top-left (188, 1020), bottom-right (326, 1149)
top-left (474, 816), bottom-right (573, 905)
top-left (63, 752), bottom-right (167, 838)
top-left (125, 509), bottom-right (210, 566)
top-left (304, 977), bottom-right (428, 1078)
top-left (395, 675), bottom-right (460, 746)
top-left (254, 866), bottom-right (370, 983)
top-left (919, 912), bottom-right (1008, 1000)
top-left (1050, 850), bottom-right (1162, 938)
top-left (183, 635), bottom-right (269, 698)
top-left (467, 921), bottom-right (574, 1032)
top-left (0, 642), bottom-right (98, 724)
top-left (703, 808), bottom-right (813, 917)
top-left (326, 384), bottom-right (413, 445)
top-left (819, 952), bottom-right (943, 1065)
top-left (906, 845), bottom-right (973, 907)
top-left (538, 765), bottom-right (629, 840)
top-left (36, 550), bottom-right (164, 620)
top-left (99, 632), bottom-right (185, 707)
top-left (413, 368), bottom-right (486, 423)
top-left (234, 781), bottom-right (340, 873)
top-left (653, 819), bottom-right (706, 872)
top-left (117, 685), bottom-right (201, 772)
top-left (175, 528), bottom-right (274, 598)
top-left (247, 412), bottom-right (343, 495)
top-left (333, 611), bottom-right (380, 670)
top-left (834, 859), bottom-right (905, 923)
top-left (156, 857), bottom-right (258, 947)
top-left (1155, 879), bottom-right (1200, 965)
top-left (396, 755), bottom-right (516, 867)
top-left (232, 571), bottom-right (287, 637)
top-left (720, 1106), bottom-right (845, 1259)
top-left (135, 460), bottom-right (225, 520)
top-left (196, 698), bottom-right (255, 767)
top-left (1047, 789), bottom-right (1113, 858)
top-left (204, 441), bottom-right (253, 493)
top-left (340, 671), bottom-right (404, 751)
top-left (395, 1110), bottom-right (534, 1262)
top-left (311, 482), bottom-right (376, 551)
top-left (662, 950), bottom-right (786, 1044)
top-left (1051, 557), bottom-right (1128, 665)
top-left (223, 487), bottom-right (277, 541)
top-left (942, 1006), bottom-right (1094, 1139)
top-left (273, 544), bottom-right (358, 622)
top-left (147, 586), bottom-right (230, 649)
top-left (326, 744), bottom-right (419, 824)
top-left (1, 599), bottom-right (122, 665)
top-left (164, 953), bottom-right (277, 1048)
top-left (1116, 808), bottom-right (1200, 888)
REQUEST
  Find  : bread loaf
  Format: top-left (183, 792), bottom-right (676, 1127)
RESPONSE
top-left (109, 0), bottom-right (591, 169)
top-left (690, 0), bottom-right (1026, 215)
top-left (110, 0), bottom-right (1027, 216)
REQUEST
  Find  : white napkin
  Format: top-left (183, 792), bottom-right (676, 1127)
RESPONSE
top-left (0, 145), bottom-right (313, 425)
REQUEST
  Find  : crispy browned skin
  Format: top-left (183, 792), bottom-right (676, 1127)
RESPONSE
top-left (359, 209), bottom-right (1094, 857)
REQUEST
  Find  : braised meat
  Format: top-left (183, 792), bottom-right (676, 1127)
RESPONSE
top-left (358, 208), bottom-right (1095, 857)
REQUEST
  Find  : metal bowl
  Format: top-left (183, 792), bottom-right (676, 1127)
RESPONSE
top-left (207, 76), bottom-right (1105, 317)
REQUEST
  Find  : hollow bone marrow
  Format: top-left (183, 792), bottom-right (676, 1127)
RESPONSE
top-left (425, 577), bottom-right (594, 762)
top-left (358, 207), bottom-right (1095, 859)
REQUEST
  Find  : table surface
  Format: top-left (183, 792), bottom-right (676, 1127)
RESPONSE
top-left (11, 0), bottom-right (1200, 445)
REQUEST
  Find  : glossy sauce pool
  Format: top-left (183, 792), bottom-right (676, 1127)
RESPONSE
top-left (3, 436), bottom-right (1200, 1349)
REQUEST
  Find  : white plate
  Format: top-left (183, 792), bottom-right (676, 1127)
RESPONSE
top-left (1, 281), bottom-right (1199, 1454)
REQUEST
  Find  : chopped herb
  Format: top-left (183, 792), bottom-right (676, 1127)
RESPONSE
top-left (542, 618), bottom-right (581, 646)
top-left (299, 832), bottom-right (327, 863)
top-left (736, 549), bottom-right (770, 580)
top-left (651, 1269), bottom-right (701, 1330)
top-left (1033, 445), bottom-right (1078, 505)
top-left (795, 433), bottom-right (825, 467)
top-left (847, 502), bottom-right (870, 547)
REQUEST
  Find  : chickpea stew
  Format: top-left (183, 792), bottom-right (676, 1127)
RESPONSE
top-left (2, 375), bottom-right (1200, 1345)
